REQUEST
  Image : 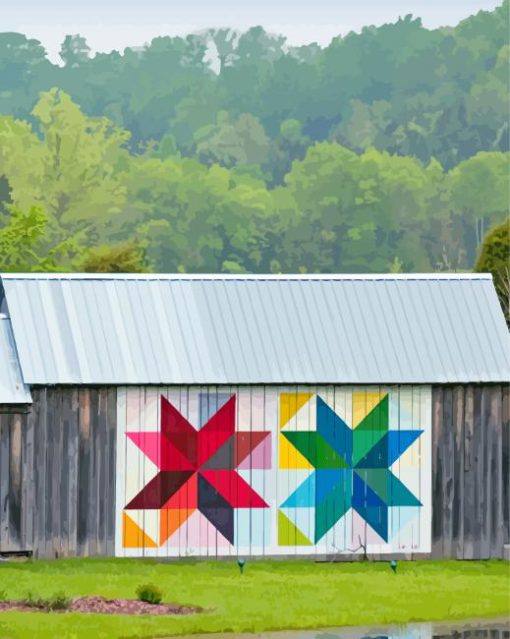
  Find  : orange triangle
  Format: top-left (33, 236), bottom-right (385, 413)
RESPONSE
top-left (122, 512), bottom-right (158, 548)
top-left (279, 393), bottom-right (313, 429)
top-left (160, 508), bottom-right (195, 544)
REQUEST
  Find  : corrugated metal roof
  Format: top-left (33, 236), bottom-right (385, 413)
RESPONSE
top-left (0, 315), bottom-right (32, 403)
top-left (0, 273), bottom-right (509, 385)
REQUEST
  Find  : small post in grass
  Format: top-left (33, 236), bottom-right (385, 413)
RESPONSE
top-left (237, 558), bottom-right (246, 575)
top-left (390, 559), bottom-right (397, 574)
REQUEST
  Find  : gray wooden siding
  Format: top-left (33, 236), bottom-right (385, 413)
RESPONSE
top-left (431, 384), bottom-right (509, 559)
top-left (0, 387), bottom-right (117, 558)
top-left (0, 384), bottom-right (508, 559)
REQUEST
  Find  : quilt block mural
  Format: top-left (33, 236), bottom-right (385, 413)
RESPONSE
top-left (115, 386), bottom-right (431, 557)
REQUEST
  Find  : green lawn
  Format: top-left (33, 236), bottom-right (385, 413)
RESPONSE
top-left (0, 559), bottom-right (508, 639)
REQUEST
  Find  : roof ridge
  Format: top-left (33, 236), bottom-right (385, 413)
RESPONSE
top-left (0, 272), bottom-right (493, 281)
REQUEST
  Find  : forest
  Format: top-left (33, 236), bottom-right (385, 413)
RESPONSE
top-left (0, 1), bottom-right (508, 274)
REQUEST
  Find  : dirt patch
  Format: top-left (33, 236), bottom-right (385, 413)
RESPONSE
top-left (0, 596), bottom-right (201, 616)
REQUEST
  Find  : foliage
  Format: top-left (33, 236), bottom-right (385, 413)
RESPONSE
top-left (78, 242), bottom-right (150, 273)
top-left (0, 559), bottom-right (507, 638)
top-left (475, 219), bottom-right (510, 321)
top-left (23, 591), bottom-right (71, 611)
top-left (135, 583), bottom-right (163, 605)
top-left (0, 206), bottom-right (50, 271)
top-left (0, 5), bottom-right (508, 275)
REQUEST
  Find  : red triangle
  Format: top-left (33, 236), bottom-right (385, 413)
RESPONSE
top-left (235, 431), bottom-right (269, 467)
top-left (161, 472), bottom-right (198, 509)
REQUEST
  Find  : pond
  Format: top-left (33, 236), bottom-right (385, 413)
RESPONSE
top-left (181, 618), bottom-right (509, 639)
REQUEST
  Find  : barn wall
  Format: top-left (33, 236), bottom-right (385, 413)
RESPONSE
top-left (0, 383), bottom-right (508, 560)
top-left (431, 384), bottom-right (510, 559)
top-left (0, 387), bottom-right (117, 558)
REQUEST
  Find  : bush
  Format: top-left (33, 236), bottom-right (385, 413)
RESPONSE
top-left (136, 583), bottom-right (163, 605)
top-left (46, 592), bottom-right (71, 611)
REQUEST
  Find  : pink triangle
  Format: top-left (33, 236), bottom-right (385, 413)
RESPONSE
top-left (352, 509), bottom-right (385, 546)
top-left (127, 432), bottom-right (161, 467)
top-left (238, 434), bottom-right (271, 470)
top-left (165, 510), bottom-right (231, 548)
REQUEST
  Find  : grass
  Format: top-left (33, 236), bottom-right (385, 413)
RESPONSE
top-left (0, 558), bottom-right (508, 639)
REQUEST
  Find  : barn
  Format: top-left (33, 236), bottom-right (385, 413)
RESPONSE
top-left (0, 273), bottom-right (508, 560)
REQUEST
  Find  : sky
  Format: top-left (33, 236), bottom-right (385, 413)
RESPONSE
top-left (2, 0), bottom-right (503, 63)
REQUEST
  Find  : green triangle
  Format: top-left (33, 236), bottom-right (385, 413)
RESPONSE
top-left (352, 396), bottom-right (389, 465)
top-left (314, 474), bottom-right (352, 543)
top-left (283, 432), bottom-right (349, 469)
top-left (355, 469), bottom-right (421, 507)
top-left (278, 510), bottom-right (313, 546)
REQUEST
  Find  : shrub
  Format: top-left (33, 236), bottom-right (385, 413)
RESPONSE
top-left (136, 583), bottom-right (163, 605)
top-left (46, 592), bottom-right (71, 611)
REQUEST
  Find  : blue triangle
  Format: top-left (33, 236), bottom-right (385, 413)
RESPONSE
top-left (282, 473), bottom-right (315, 508)
top-left (316, 397), bottom-right (352, 465)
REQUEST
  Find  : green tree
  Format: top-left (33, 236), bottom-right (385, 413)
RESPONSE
top-left (77, 242), bottom-right (151, 273)
top-left (475, 219), bottom-right (510, 322)
top-left (448, 151), bottom-right (510, 264)
top-left (59, 34), bottom-right (91, 68)
top-left (0, 206), bottom-right (48, 271)
top-left (194, 112), bottom-right (270, 168)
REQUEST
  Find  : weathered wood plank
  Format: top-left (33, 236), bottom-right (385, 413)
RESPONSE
top-left (29, 390), bottom-right (44, 556)
top-left (65, 389), bottom-right (79, 557)
top-left (96, 388), bottom-right (108, 556)
top-left (106, 387), bottom-right (117, 556)
top-left (442, 387), bottom-right (455, 558)
top-left (502, 384), bottom-right (510, 546)
top-left (77, 389), bottom-right (91, 557)
top-left (472, 386), bottom-right (485, 558)
top-left (452, 385), bottom-right (464, 559)
top-left (44, 388), bottom-right (55, 558)
top-left (431, 387), bottom-right (443, 558)
top-left (479, 387), bottom-right (492, 559)
top-left (21, 408), bottom-right (34, 551)
top-left (488, 386), bottom-right (503, 558)
top-left (0, 414), bottom-right (10, 549)
top-left (8, 413), bottom-right (22, 548)
top-left (88, 389), bottom-right (99, 557)
top-left (462, 385), bottom-right (475, 559)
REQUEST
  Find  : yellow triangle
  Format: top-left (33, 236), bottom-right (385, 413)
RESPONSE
top-left (279, 393), bottom-right (313, 429)
top-left (279, 434), bottom-right (313, 469)
top-left (123, 512), bottom-right (158, 548)
top-left (352, 391), bottom-right (387, 428)
top-left (278, 510), bottom-right (313, 546)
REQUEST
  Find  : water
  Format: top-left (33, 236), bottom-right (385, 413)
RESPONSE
top-left (181, 618), bottom-right (509, 639)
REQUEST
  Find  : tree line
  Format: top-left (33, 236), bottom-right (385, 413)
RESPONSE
top-left (0, 2), bottom-right (508, 274)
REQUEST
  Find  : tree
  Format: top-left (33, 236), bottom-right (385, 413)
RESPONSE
top-left (30, 89), bottom-right (129, 232)
top-left (475, 219), bottom-right (510, 322)
top-left (78, 242), bottom-right (150, 273)
top-left (0, 204), bottom-right (81, 271)
top-left (194, 112), bottom-right (270, 168)
top-left (448, 151), bottom-right (510, 264)
top-left (0, 206), bottom-right (48, 271)
top-left (59, 35), bottom-right (91, 68)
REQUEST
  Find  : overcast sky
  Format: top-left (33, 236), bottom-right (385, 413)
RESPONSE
top-left (2, 0), bottom-right (502, 63)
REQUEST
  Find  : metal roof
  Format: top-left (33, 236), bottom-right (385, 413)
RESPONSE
top-left (0, 315), bottom-right (32, 403)
top-left (0, 273), bottom-right (508, 385)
